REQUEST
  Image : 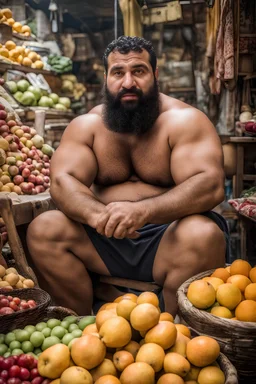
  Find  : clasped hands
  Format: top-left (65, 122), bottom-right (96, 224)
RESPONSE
top-left (95, 201), bottom-right (148, 239)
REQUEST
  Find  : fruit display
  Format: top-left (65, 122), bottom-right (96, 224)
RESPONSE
top-left (0, 293), bottom-right (36, 315)
top-left (0, 40), bottom-right (43, 69)
top-left (0, 353), bottom-right (50, 383)
top-left (0, 315), bottom-right (95, 358)
top-left (186, 259), bottom-right (256, 322)
top-left (0, 102), bottom-right (53, 194)
top-left (0, 266), bottom-right (34, 291)
top-left (61, 75), bottom-right (86, 101)
top-left (25, 292), bottom-right (228, 384)
top-left (0, 8), bottom-right (32, 37)
top-left (5, 79), bottom-right (71, 111)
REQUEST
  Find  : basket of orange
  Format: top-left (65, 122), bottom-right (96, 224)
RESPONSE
top-left (177, 259), bottom-right (256, 383)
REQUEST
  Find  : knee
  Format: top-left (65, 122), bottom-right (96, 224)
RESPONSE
top-left (27, 210), bottom-right (67, 244)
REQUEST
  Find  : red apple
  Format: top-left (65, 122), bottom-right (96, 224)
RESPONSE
top-left (31, 377), bottom-right (44, 384)
top-left (0, 298), bottom-right (9, 308)
top-left (29, 369), bottom-right (39, 380)
top-left (1, 369), bottom-right (9, 379)
top-left (19, 368), bottom-right (30, 381)
top-left (9, 365), bottom-right (21, 378)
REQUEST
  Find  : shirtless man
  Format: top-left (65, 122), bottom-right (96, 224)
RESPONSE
top-left (27, 36), bottom-right (228, 316)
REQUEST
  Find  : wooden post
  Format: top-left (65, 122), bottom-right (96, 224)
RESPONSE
top-left (34, 110), bottom-right (46, 138)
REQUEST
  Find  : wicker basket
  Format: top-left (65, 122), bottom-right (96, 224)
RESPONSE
top-left (217, 352), bottom-right (238, 384)
top-left (177, 269), bottom-right (256, 382)
top-left (0, 288), bottom-right (51, 333)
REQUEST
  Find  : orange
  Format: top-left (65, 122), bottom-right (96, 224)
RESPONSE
top-left (120, 362), bottom-right (155, 384)
top-left (96, 309), bottom-right (117, 330)
top-left (99, 316), bottom-right (132, 348)
top-left (113, 350), bottom-right (134, 372)
top-left (210, 306), bottom-right (233, 319)
top-left (121, 293), bottom-right (138, 303)
top-left (136, 343), bottom-right (165, 372)
top-left (244, 283), bottom-right (256, 301)
top-left (211, 268), bottom-right (230, 282)
top-left (5, 40), bottom-right (16, 50)
top-left (60, 366), bottom-right (93, 384)
top-left (249, 267), bottom-right (256, 283)
top-left (235, 300), bottom-right (256, 322)
top-left (99, 303), bottom-right (118, 312)
top-left (121, 340), bottom-right (140, 359)
top-left (130, 303), bottom-right (160, 332)
top-left (90, 358), bottom-right (117, 382)
top-left (156, 373), bottom-right (185, 384)
top-left (186, 336), bottom-right (220, 367)
top-left (71, 334), bottom-right (106, 370)
top-left (187, 280), bottom-right (216, 309)
top-left (197, 365), bottom-right (225, 384)
top-left (159, 312), bottom-right (174, 322)
top-left (116, 299), bottom-right (137, 321)
top-left (175, 324), bottom-right (191, 339)
top-left (95, 375), bottom-right (121, 384)
top-left (137, 291), bottom-right (159, 307)
top-left (216, 283), bottom-right (242, 310)
top-left (226, 274), bottom-right (251, 292)
top-left (230, 259), bottom-right (252, 277)
top-left (164, 352), bottom-right (190, 377)
top-left (144, 321), bottom-right (177, 350)
top-left (202, 277), bottom-right (224, 291)
top-left (82, 323), bottom-right (98, 336)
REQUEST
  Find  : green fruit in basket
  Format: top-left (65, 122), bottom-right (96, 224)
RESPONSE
top-left (0, 334), bottom-right (5, 344)
top-left (9, 340), bottom-right (21, 351)
top-left (15, 330), bottom-right (30, 343)
top-left (5, 332), bottom-right (15, 345)
top-left (60, 320), bottom-right (70, 329)
top-left (30, 331), bottom-right (45, 348)
top-left (78, 316), bottom-right (96, 331)
top-left (42, 327), bottom-right (51, 337)
top-left (34, 348), bottom-right (42, 355)
top-left (17, 79), bottom-right (30, 92)
top-left (72, 329), bottom-right (82, 338)
top-left (12, 348), bottom-right (23, 356)
top-left (63, 315), bottom-right (77, 325)
top-left (21, 340), bottom-right (34, 353)
top-left (35, 322), bottom-right (47, 331)
top-left (28, 86), bottom-right (42, 101)
top-left (68, 324), bottom-right (79, 333)
top-left (3, 351), bottom-right (11, 358)
top-left (24, 325), bottom-right (36, 335)
top-left (62, 333), bottom-right (74, 346)
top-left (42, 336), bottom-right (61, 351)
top-left (0, 344), bottom-right (8, 356)
top-left (47, 318), bottom-right (61, 329)
top-left (51, 326), bottom-right (66, 339)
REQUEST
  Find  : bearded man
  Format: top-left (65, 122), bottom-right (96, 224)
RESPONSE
top-left (27, 36), bottom-right (229, 316)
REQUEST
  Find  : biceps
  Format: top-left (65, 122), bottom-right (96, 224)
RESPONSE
top-left (50, 144), bottom-right (98, 187)
top-left (170, 141), bottom-right (224, 185)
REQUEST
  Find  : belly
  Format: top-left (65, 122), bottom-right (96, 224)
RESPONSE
top-left (91, 180), bottom-right (170, 205)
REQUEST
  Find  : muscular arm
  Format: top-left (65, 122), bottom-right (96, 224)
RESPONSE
top-left (96, 108), bottom-right (225, 237)
top-left (143, 108), bottom-right (225, 224)
top-left (50, 114), bottom-right (105, 227)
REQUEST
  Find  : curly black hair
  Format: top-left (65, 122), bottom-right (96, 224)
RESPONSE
top-left (103, 36), bottom-right (157, 73)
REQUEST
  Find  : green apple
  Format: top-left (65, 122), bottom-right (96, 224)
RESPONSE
top-left (41, 336), bottom-right (60, 351)
top-left (51, 326), bottom-right (66, 339)
top-left (78, 316), bottom-right (95, 331)
top-left (30, 331), bottom-right (45, 348)
top-left (47, 319), bottom-right (61, 329)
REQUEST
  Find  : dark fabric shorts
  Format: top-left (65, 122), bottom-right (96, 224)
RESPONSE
top-left (83, 211), bottom-right (230, 282)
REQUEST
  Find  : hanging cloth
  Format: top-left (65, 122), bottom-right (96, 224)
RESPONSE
top-left (119, 0), bottom-right (143, 37)
top-left (214, 0), bottom-right (235, 94)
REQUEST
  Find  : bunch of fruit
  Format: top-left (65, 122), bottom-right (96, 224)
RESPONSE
top-left (0, 40), bottom-right (43, 69)
top-left (0, 353), bottom-right (50, 384)
top-left (0, 266), bottom-right (34, 291)
top-left (61, 75), bottom-right (86, 101)
top-left (34, 292), bottom-right (226, 384)
top-left (0, 293), bottom-right (36, 315)
top-left (0, 102), bottom-right (54, 195)
top-left (5, 79), bottom-right (70, 111)
top-left (0, 8), bottom-right (31, 37)
top-left (0, 315), bottom-right (95, 358)
top-left (187, 258), bottom-right (256, 322)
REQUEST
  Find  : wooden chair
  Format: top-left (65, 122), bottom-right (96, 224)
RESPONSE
top-left (0, 193), bottom-right (161, 294)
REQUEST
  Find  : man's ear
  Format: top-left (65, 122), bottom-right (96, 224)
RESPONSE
top-left (155, 67), bottom-right (159, 79)
top-left (104, 72), bottom-right (107, 81)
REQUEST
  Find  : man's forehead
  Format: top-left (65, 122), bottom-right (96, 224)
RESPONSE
top-left (108, 49), bottom-right (150, 66)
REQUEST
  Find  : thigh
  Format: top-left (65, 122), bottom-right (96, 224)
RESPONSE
top-left (152, 214), bottom-right (226, 286)
top-left (27, 210), bottom-right (111, 276)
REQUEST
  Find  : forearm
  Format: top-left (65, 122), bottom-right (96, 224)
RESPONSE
top-left (50, 174), bottom-right (105, 227)
top-left (140, 172), bottom-right (225, 224)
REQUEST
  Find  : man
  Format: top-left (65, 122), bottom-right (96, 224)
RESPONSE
top-left (27, 36), bottom-right (228, 316)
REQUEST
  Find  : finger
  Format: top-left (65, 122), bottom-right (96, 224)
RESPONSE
top-left (104, 217), bottom-right (121, 238)
top-left (96, 212), bottom-right (111, 235)
top-left (127, 231), bottom-right (140, 239)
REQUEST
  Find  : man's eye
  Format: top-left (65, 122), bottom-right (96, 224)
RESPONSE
top-left (134, 69), bottom-right (144, 75)
top-left (114, 71), bottom-right (122, 76)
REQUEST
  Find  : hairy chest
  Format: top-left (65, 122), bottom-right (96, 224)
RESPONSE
top-left (93, 133), bottom-right (173, 186)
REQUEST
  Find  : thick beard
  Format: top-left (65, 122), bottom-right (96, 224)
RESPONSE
top-left (102, 79), bottom-right (160, 135)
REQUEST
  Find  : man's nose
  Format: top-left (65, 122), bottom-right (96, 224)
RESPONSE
top-left (122, 72), bottom-right (136, 89)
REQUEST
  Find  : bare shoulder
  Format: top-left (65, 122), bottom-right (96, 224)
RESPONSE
top-left (61, 105), bottom-right (104, 146)
top-left (159, 94), bottom-right (218, 145)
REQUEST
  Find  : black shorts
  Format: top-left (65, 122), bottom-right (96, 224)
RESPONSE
top-left (83, 211), bottom-right (230, 282)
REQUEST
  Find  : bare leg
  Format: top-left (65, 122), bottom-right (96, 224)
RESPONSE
top-left (153, 215), bottom-right (226, 316)
top-left (27, 210), bottom-right (111, 315)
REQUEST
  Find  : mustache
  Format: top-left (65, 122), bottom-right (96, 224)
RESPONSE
top-left (115, 87), bottom-right (143, 101)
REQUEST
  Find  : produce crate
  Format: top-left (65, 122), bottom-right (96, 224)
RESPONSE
top-left (0, 287), bottom-right (51, 333)
top-left (177, 269), bottom-right (256, 383)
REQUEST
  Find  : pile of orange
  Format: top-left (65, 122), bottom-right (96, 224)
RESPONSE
top-left (39, 291), bottom-right (227, 384)
top-left (0, 40), bottom-right (44, 69)
top-left (0, 8), bottom-right (31, 36)
top-left (187, 259), bottom-right (256, 322)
